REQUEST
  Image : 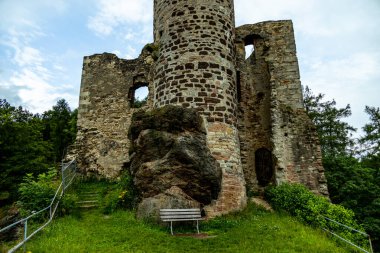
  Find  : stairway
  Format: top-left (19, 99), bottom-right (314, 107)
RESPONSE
top-left (76, 191), bottom-right (99, 209)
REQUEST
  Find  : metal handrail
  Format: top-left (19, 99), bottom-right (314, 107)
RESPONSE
top-left (320, 215), bottom-right (373, 253)
top-left (0, 159), bottom-right (77, 253)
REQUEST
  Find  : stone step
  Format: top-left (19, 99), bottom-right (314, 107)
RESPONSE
top-left (76, 191), bottom-right (101, 209)
top-left (78, 204), bottom-right (99, 209)
top-left (76, 200), bottom-right (98, 204)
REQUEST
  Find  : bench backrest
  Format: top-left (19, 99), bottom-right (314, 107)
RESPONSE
top-left (160, 208), bottom-right (202, 221)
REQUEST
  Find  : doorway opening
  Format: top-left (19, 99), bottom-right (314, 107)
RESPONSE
top-left (255, 148), bottom-right (274, 187)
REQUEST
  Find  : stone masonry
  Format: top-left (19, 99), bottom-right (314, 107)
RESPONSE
top-left (75, 0), bottom-right (329, 218)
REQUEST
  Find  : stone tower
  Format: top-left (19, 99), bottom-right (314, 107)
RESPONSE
top-left (153, 0), bottom-right (246, 215)
top-left (74, 0), bottom-right (328, 219)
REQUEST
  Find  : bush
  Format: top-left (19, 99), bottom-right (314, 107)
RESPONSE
top-left (17, 169), bottom-right (57, 216)
top-left (265, 183), bottom-right (369, 249)
top-left (101, 189), bottom-right (119, 214)
top-left (59, 193), bottom-right (79, 216)
top-left (118, 170), bottom-right (138, 209)
top-left (100, 170), bottom-right (138, 214)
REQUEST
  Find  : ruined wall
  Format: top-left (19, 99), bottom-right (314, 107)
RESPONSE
top-left (236, 21), bottom-right (328, 195)
top-left (75, 2), bottom-right (328, 218)
top-left (76, 52), bottom-right (154, 178)
top-left (153, 0), bottom-right (246, 216)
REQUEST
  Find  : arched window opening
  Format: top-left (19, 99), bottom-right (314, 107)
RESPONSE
top-left (255, 148), bottom-right (274, 187)
top-left (129, 83), bottom-right (149, 108)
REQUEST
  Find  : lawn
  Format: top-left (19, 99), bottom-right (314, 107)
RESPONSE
top-left (21, 203), bottom-right (349, 253)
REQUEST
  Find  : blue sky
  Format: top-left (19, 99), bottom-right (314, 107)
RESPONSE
top-left (1, 0), bottom-right (379, 136)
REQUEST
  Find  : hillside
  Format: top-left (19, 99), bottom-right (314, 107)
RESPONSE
top-left (15, 203), bottom-right (350, 253)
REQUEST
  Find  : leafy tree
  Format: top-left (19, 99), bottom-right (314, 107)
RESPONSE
top-left (0, 99), bottom-right (52, 202)
top-left (303, 89), bottom-right (380, 251)
top-left (0, 99), bottom-right (77, 204)
top-left (42, 99), bottom-right (76, 162)
top-left (303, 86), bottom-right (356, 157)
top-left (360, 106), bottom-right (380, 169)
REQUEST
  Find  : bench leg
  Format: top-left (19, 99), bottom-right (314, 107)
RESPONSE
top-left (196, 220), bottom-right (199, 234)
top-left (170, 221), bottom-right (173, 235)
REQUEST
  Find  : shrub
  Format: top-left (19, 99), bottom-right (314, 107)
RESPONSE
top-left (101, 189), bottom-right (119, 214)
top-left (59, 193), bottom-right (79, 216)
top-left (17, 169), bottom-right (57, 216)
top-left (265, 183), bottom-right (369, 249)
top-left (100, 170), bottom-right (138, 214)
top-left (118, 170), bottom-right (138, 209)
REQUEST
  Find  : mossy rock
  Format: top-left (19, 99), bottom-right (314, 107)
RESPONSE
top-left (129, 105), bottom-right (204, 141)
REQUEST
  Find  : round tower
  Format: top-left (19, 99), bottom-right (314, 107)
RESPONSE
top-left (153, 0), bottom-right (246, 216)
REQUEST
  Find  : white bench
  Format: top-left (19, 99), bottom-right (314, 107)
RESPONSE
top-left (160, 208), bottom-right (204, 235)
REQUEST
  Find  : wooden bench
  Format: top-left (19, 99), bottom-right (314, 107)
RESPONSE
top-left (160, 208), bottom-right (204, 235)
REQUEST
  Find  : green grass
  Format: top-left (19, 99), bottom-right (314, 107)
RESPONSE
top-left (19, 203), bottom-right (350, 253)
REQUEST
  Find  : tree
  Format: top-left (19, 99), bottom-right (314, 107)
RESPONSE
top-left (303, 89), bottom-right (380, 251)
top-left (303, 86), bottom-right (356, 157)
top-left (0, 99), bottom-right (52, 203)
top-left (0, 99), bottom-right (77, 204)
top-left (360, 106), bottom-right (380, 168)
top-left (42, 99), bottom-right (76, 162)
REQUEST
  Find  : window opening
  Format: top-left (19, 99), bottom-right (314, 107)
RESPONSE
top-left (244, 34), bottom-right (262, 60)
top-left (245, 44), bottom-right (254, 59)
top-left (129, 85), bottom-right (148, 108)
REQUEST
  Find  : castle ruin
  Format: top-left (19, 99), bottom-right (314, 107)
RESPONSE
top-left (75, 0), bottom-right (328, 217)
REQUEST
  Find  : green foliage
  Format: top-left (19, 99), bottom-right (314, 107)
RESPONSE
top-left (42, 99), bottom-right (77, 162)
top-left (17, 169), bottom-right (57, 216)
top-left (303, 87), bottom-right (380, 250)
top-left (360, 106), bottom-right (380, 156)
top-left (265, 183), bottom-right (370, 250)
top-left (118, 170), bottom-right (138, 209)
top-left (101, 189), bottom-right (120, 214)
top-left (303, 86), bottom-right (356, 157)
top-left (323, 155), bottom-right (380, 251)
top-left (0, 99), bottom-right (77, 204)
top-left (132, 96), bottom-right (147, 108)
top-left (0, 99), bottom-right (53, 202)
top-left (142, 43), bottom-right (160, 60)
top-left (100, 171), bottom-right (138, 214)
top-left (59, 193), bottom-right (79, 216)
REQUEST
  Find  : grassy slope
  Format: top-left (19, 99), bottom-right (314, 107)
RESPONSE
top-left (23, 203), bottom-right (348, 253)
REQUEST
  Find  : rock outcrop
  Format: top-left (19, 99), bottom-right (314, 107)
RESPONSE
top-left (128, 106), bottom-right (222, 220)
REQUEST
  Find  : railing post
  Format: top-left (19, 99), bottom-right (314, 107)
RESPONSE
top-left (23, 219), bottom-right (27, 253)
top-left (61, 162), bottom-right (65, 195)
top-left (369, 235), bottom-right (374, 253)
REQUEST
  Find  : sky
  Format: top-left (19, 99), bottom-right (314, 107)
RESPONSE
top-left (0, 0), bottom-right (379, 137)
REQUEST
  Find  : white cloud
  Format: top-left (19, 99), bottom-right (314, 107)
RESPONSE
top-left (0, 21), bottom-right (75, 113)
top-left (88, 0), bottom-right (152, 36)
top-left (302, 52), bottom-right (380, 135)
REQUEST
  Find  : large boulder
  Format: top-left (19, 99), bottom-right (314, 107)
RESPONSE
top-left (128, 106), bottom-right (222, 219)
top-left (136, 186), bottom-right (199, 222)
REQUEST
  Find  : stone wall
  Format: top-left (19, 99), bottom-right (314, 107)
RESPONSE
top-left (76, 51), bottom-right (154, 178)
top-left (235, 21), bottom-right (328, 196)
top-left (153, 0), bottom-right (246, 216)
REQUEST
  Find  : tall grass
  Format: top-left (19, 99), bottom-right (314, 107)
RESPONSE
top-left (21, 203), bottom-right (348, 253)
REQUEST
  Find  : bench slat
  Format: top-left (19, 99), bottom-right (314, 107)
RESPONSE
top-left (160, 211), bottom-right (200, 215)
top-left (162, 218), bottom-right (204, 222)
top-left (161, 215), bottom-right (201, 219)
top-left (160, 209), bottom-right (200, 212)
